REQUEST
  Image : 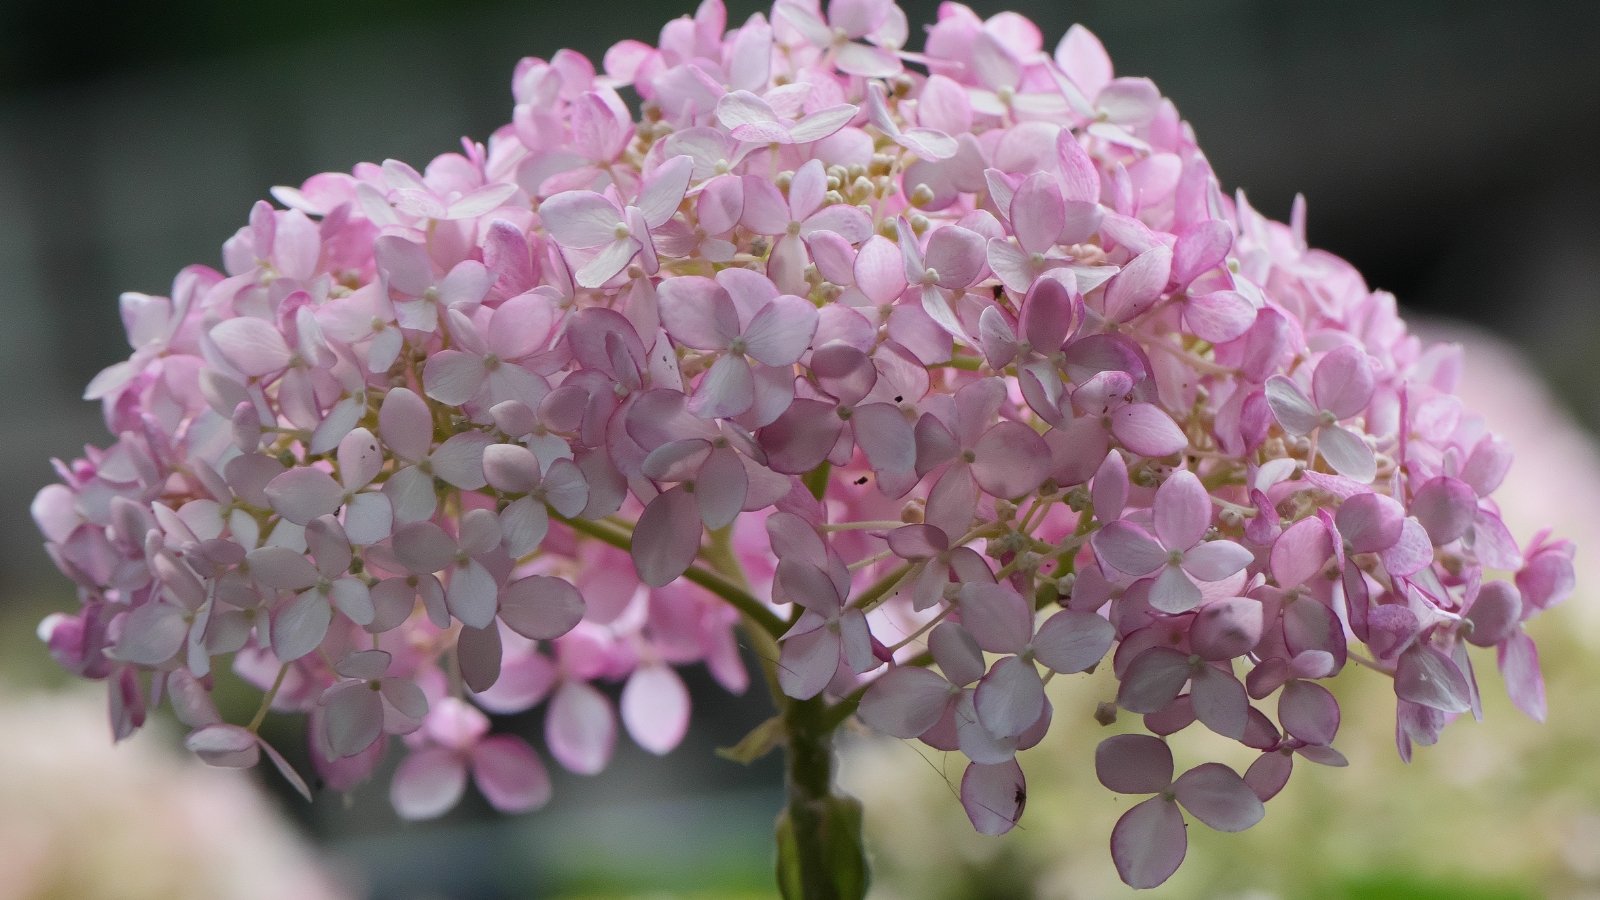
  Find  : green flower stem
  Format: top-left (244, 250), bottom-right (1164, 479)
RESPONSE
top-left (555, 513), bottom-right (787, 639)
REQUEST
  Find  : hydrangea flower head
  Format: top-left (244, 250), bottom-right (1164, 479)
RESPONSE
top-left (33, 0), bottom-right (1573, 891)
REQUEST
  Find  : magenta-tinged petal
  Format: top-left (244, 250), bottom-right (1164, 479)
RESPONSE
top-left (1335, 492), bottom-right (1406, 553)
top-left (321, 682), bottom-right (384, 758)
top-left (499, 575), bottom-right (585, 640)
top-left (887, 524), bottom-right (947, 559)
top-left (1031, 609), bottom-right (1114, 674)
top-left (539, 190), bottom-right (623, 248)
top-left (1410, 476), bottom-right (1476, 546)
top-left (1190, 598), bottom-right (1263, 660)
top-left (1191, 665), bottom-right (1248, 739)
top-left (186, 724), bottom-right (261, 768)
top-left (1102, 244), bottom-right (1171, 323)
top-left (1181, 540), bottom-right (1253, 582)
top-left (1394, 644), bottom-right (1471, 714)
top-left (110, 602), bottom-right (188, 665)
top-left (1149, 563), bottom-right (1203, 614)
top-left (858, 666), bottom-right (953, 738)
top-left (1094, 521), bottom-right (1167, 577)
top-left (422, 350), bottom-right (487, 406)
top-left (446, 560), bottom-right (499, 629)
top-left (658, 276), bottom-right (739, 350)
top-left (695, 446), bottom-right (748, 530)
top-left (1010, 173), bottom-right (1066, 254)
top-left (1498, 628), bottom-right (1545, 721)
top-left (1465, 581), bottom-right (1521, 648)
top-left (777, 626), bottom-right (839, 700)
top-left (271, 590), bottom-right (331, 662)
top-left (758, 398), bottom-right (846, 474)
top-left (1095, 733), bottom-right (1174, 794)
top-left (1245, 752), bottom-right (1293, 802)
top-left (379, 387), bottom-right (433, 462)
top-left (1153, 470), bottom-right (1210, 552)
top-left (961, 760), bottom-right (1026, 836)
top-left (975, 655), bottom-right (1045, 738)
top-left (1263, 376), bottom-right (1318, 436)
top-left (472, 736), bottom-right (552, 813)
top-left (210, 317), bottom-right (293, 376)
top-left (1091, 450), bottom-right (1129, 522)
top-left (621, 662), bottom-right (690, 755)
top-left (1280, 679), bottom-right (1340, 745)
top-left (1311, 345), bottom-right (1375, 419)
top-left (546, 680), bottom-right (616, 775)
top-left (1117, 647), bottom-right (1192, 714)
top-left (1111, 402), bottom-right (1187, 457)
top-left (929, 621), bottom-right (986, 687)
top-left (1270, 517), bottom-right (1332, 588)
top-left (430, 432), bottom-right (493, 490)
top-left (1172, 762), bottom-right (1264, 832)
top-left (391, 747), bottom-right (468, 820)
top-left (483, 443), bottom-right (541, 494)
top-left (632, 487), bottom-right (702, 588)
top-left (1110, 797), bottom-right (1186, 889)
top-left (392, 521), bottom-right (457, 574)
top-left (690, 353), bottom-right (755, 419)
top-left (265, 467), bottom-right (344, 525)
top-left (971, 421), bottom-right (1050, 499)
top-left (1378, 517), bottom-right (1433, 577)
top-left (1318, 425), bottom-right (1375, 483)
top-left (1172, 220), bottom-right (1233, 288)
top-left (957, 583), bottom-right (1033, 655)
top-left (741, 294), bottom-right (818, 366)
top-left (1183, 290), bottom-right (1256, 344)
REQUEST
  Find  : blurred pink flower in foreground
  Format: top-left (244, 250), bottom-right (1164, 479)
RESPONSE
top-left (31, 0), bottom-right (1573, 891)
top-left (0, 689), bottom-right (349, 900)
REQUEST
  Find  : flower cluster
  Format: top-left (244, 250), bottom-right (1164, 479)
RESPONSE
top-left (32, 0), bottom-right (1572, 888)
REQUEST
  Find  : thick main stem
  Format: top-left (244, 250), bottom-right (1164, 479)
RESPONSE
top-left (781, 694), bottom-right (847, 900)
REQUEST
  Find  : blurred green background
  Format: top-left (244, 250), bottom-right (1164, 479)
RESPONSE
top-left (1, 1), bottom-right (1597, 897)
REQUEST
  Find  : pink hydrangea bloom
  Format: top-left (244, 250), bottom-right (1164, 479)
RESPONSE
top-left (32, 0), bottom-right (1571, 890)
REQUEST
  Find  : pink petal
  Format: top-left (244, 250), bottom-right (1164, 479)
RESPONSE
top-left (1172, 762), bottom-right (1264, 832)
top-left (540, 191), bottom-right (623, 248)
top-left (858, 666), bottom-right (953, 738)
top-left (971, 421), bottom-right (1050, 499)
top-left (1190, 598), bottom-right (1263, 660)
top-left (1102, 244), bottom-right (1171, 323)
top-left (1181, 540), bottom-right (1253, 582)
top-left (1498, 628), bottom-right (1546, 721)
top-left (471, 736), bottom-right (551, 813)
top-left (321, 682), bottom-right (384, 758)
top-left (186, 724), bottom-right (261, 768)
top-left (1318, 425), bottom-right (1375, 483)
top-left (1172, 220), bottom-right (1233, 288)
top-left (632, 486), bottom-right (703, 588)
top-left (696, 446), bottom-right (748, 530)
top-left (1010, 173), bottom-right (1065, 255)
top-left (498, 575), bottom-right (585, 640)
top-left (1093, 521), bottom-right (1167, 577)
top-left (1117, 647), bottom-right (1191, 714)
top-left (1184, 290), bottom-right (1256, 344)
top-left (1270, 517), bottom-right (1332, 588)
top-left (429, 432), bottom-right (492, 490)
top-left (960, 760), bottom-right (1027, 836)
top-left (1311, 345), bottom-right (1375, 419)
top-left (379, 388), bottom-right (433, 462)
top-left (1410, 476), bottom-right (1476, 546)
top-left (1245, 752), bottom-right (1293, 802)
top-left (1111, 797), bottom-right (1186, 889)
top-left (391, 747), bottom-right (468, 820)
top-left (1032, 609), bottom-right (1114, 674)
top-left (758, 398), bottom-right (846, 474)
top-left (546, 680), bottom-right (616, 775)
top-left (271, 591), bottom-right (332, 662)
top-left (957, 583), bottom-right (1033, 655)
top-left (264, 467), bottom-right (344, 526)
top-left (422, 349), bottom-right (487, 406)
top-left (1149, 564), bottom-right (1203, 614)
top-left (1153, 470), bottom-right (1210, 552)
top-left (1464, 581), bottom-right (1521, 648)
top-left (1263, 376), bottom-right (1318, 436)
top-left (1279, 679), bottom-right (1340, 745)
top-left (929, 621), bottom-right (986, 687)
top-left (975, 655), bottom-right (1045, 738)
top-left (1095, 733), bottom-right (1174, 794)
top-left (1394, 644), bottom-right (1471, 714)
top-left (1111, 402), bottom-right (1187, 457)
top-left (445, 560), bottom-right (499, 629)
top-left (210, 317), bottom-right (292, 376)
top-left (621, 662), bottom-right (691, 755)
top-left (456, 624), bottom-right (502, 693)
top-left (777, 626), bottom-right (839, 700)
top-left (111, 602), bottom-right (188, 666)
top-left (1191, 666), bottom-right (1248, 739)
top-left (659, 276), bottom-right (739, 350)
top-left (741, 295), bottom-right (818, 366)
top-left (1335, 492), bottom-right (1405, 553)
